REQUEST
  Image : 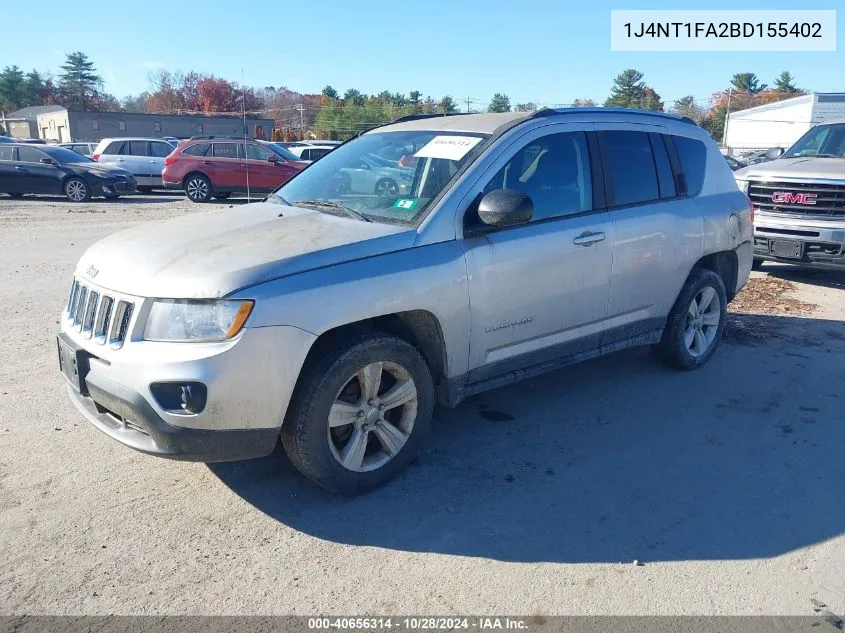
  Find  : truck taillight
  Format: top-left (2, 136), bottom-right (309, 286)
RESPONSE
top-left (91, 153), bottom-right (100, 161)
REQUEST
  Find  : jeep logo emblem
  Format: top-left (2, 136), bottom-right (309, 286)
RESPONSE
top-left (771, 192), bottom-right (817, 205)
top-left (85, 265), bottom-right (99, 278)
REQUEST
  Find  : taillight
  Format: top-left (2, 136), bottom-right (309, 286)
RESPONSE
top-left (91, 153), bottom-right (100, 161)
top-left (164, 155), bottom-right (177, 167)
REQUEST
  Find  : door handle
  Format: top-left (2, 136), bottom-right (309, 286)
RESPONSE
top-left (15, 166), bottom-right (27, 171)
top-left (149, 159), bottom-right (158, 163)
top-left (116, 158), bottom-right (126, 162)
top-left (573, 231), bottom-right (606, 246)
top-left (202, 161), bottom-right (213, 165)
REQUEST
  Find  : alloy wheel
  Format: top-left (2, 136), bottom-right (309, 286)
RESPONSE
top-left (66, 181), bottom-right (87, 201)
top-left (684, 286), bottom-right (721, 357)
top-left (327, 361), bottom-right (418, 472)
top-left (186, 178), bottom-right (209, 201)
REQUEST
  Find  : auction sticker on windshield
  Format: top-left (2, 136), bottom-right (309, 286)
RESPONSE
top-left (415, 135), bottom-right (483, 161)
top-left (393, 198), bottom-right (418, 211)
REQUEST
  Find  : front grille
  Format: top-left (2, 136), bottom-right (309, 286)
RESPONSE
top-left (749, 180), bottom-right (845, 217)
top-left (65, 278), bottom-right (134, 348)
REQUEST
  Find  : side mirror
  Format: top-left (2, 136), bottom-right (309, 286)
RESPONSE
top-left (477, 189), bottom-right (533, 228)
top-left (765, 147), bottom-right (784, 160)
top-left (39, 157), bottom-right (54, 165)
top-left (268, 155), bottom-right (281, 163)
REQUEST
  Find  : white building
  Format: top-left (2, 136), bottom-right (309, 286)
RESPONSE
top-left (724, 93), bottom-right (845, 154)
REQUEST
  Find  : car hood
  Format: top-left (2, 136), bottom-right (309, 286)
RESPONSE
top-left (75, 202), bottom-right (416, 298)
top-left (734, 157), bottom-right (845, 181)
top-left (68, 162), bottom-right (134, 179)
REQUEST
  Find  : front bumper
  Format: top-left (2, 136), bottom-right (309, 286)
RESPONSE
top-left (99, 178), bottom-right (137, 196)
top-left (754, 213), bottom-right (845, 269)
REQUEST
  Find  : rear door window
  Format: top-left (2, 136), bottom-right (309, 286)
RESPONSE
top-left (212, 143), bottom-right (240, 159)
top-left (597, 131), bottom-right (660, 207)
top-left (127, 141), bottom-right (149, 156)
top-left (0, 146), bottom-right (14, 161)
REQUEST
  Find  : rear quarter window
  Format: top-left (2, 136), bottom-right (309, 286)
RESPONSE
top-left (182, 143), bottom-right (209, 156)
top-left (104, 141), bottom-right (124, 154)
top-left (672, 136), bottom-right (708, 197)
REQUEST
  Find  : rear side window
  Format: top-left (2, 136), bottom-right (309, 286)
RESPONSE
top-left (182, 143), bottom-right (209, 156)
top-left (597, 131), bottom-right (659, 207)
top-left (672, 136), bottom-right (707, 196)
top-left (0, 146), bottom-right (14, 161)
top-left (128, 141), bottom-right (148, 156)
top-left (212, 143), bottom-right (239, 159)
top-left (104, 141), bottom-right (124, 154)
top-left (649, 134), bottom-right (676, 198)
top-left (150, 142), bottom-right (172, 158)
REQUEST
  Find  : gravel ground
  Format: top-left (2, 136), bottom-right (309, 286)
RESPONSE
top-left (1, 195), bottom-right (844, 616)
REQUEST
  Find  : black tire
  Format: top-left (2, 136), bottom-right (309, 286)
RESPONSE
top-left (374, 178), bottom-right (398, 197)
top-left (8, 193), bottom-right (24, 198)
top-left (104, 193), bottom-right (121, 200)
top-left (137, 186), bottom-right (153, 194)
top-left (212, 192), bottom-right (231, 200)
top-left (184, 173), bottom-right (212, 203)
top-left (751, 257), bottom-right (764, 271)
top-left (64, 177), bottom-right (91, 202)
top-left (281, 332), bottom-right (435, 495)
top-left (653, 268), bottom-right (728, 370)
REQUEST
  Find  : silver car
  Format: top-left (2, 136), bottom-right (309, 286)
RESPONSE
top-left (59, 142), bottom-right (98, 157)
top-left (734, 120), bottom-right (845, 271)
top-left (91, 138), bottom-right (178, 192)
top-left (59, 109), bottom-right (752, 493)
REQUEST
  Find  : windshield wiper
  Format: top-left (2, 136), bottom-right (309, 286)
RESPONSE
top-left (293, 199), bottom-right (372, 222)
top-left (794, 152), bottom-right (842, 159)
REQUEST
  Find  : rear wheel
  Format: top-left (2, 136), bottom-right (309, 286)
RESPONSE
top-left (281, 333), bottom-right (434, 494)
top-left (64, 178), bottom-right (91, 202)
top-left (654, 268), bottom-right (727, 370)
top-left (184, 174), bottom-right (212, 203)
top-left (374, 178), bottom-right (398, 197)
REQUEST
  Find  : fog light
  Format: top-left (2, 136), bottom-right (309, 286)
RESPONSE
top-left (150, 382), bottom-right (207, 414)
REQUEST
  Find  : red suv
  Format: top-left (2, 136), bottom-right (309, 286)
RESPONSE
top-left (162, 138), bottom-right (306, 202)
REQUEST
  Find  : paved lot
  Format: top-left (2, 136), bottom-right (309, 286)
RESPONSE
top-left (1, 195), bottom-right (844, 616)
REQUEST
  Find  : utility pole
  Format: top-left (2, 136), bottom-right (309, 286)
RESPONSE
top-left (466, 97), bottom-right (471, 113)
top-left (296, 104), bottom-right (305, 137)
top-left (722, 88), bottom-right (733, 149)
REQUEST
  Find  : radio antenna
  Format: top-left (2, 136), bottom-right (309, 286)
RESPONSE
top-left (241, 68), bottom-right (250, 201)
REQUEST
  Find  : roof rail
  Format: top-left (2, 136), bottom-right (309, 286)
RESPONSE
top-left (389, 112), bottom-right (469, 124)
top-left (531, 107), bottom-right (697, 126)
top-left (188, 135), bottom-right (251, 141)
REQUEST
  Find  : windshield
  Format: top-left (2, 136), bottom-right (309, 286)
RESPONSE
top-left (48, 147), bottom-right (94, 163)
top-left (783, 123), bottom-right (845, 158)
top-left (271, 130), bottom-right (489, 225)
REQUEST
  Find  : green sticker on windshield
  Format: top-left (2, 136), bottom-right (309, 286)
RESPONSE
top-left (393, 198), bottom-right (418, 212)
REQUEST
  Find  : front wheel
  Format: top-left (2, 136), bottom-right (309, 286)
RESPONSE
top-left (281, 333), bottom-right (434, 494)
top-left (64, 178), bottom-right (91, 202)
top-left (654, 268), bottom-right (727, 370)
top-left (184, 174), bottom-right (212, 203)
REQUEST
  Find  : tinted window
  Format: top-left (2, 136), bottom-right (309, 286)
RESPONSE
top-left (182, 143), bottom-right (209, 157)
top-left (150, 142), bottom-right (172, 158)
top-left (598, 131), bottom-right (659, 206)
top-left (18, 146), bottom-right (47, 163)
top-left (650, 134), bottom-right (676, 198)
top-left (300, 149), bottom-right (312, 161)
top-left (128, 141), bottom-right (148, 156)
top-left (104, 141), bottom-right (124, 154)
top-left (212, 143), bottom-right (240, 159)
top-left (44, 147), bottom-right (93, 163)
top-left (244, 143), bottom-right (274, 161)
top-left (483, 132), bottom-right (593, 221)
top-left (672, 136), bottom-right (707, 196)
top-left (309, 148), bottom-right (330, 160)
top-left (0, 146), bottom-right (14, 161)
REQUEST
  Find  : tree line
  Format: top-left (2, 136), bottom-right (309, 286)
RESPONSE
top-left (0, 52), bottom-right (806, 143)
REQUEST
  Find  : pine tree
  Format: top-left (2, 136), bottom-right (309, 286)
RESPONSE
top-left (58, 52), bottom-right (103, 109)
top-left (773, 71), bottom-right (799, 94)
top-left (488, 93), bottom-right (511, 113)
top-left (604, 69), bottom-right (646, 108)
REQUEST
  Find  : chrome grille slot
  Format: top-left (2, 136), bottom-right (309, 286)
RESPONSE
top-left (109, 301), bottom-right (134, 347)
top-left (74, 286), bottom-right (88, 328)
top-left (94, 296), bottom-right (114, 341)
top-left (67, 279), bottom-right (79, 314)
top-left (82, 291), bottom-right (99, 337)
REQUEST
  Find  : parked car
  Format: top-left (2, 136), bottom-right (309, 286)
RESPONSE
top-left (738, 149), bottom-right (773, 165)
top-left (162, 138), bottom-right (306, 202)
top-left (303, 140), bottom-right (342, 146)
top-left (725, 155), bottom-right (746, 171)
top-left (59, 109), bottom-right (751, 493)
top-left (60, 142), bottom-right (97, 157)
top-left (91, 137), bottom-right (178, 193)
top-left (0, 143), bottom-right (136, 201)
top-left (0, 136), bottom-right (16, 143)
top-left (338, 153), bottom-right (414, 196)
top-left (735, 120), bottom-right (845, 271)
top-left (283, 144), bottom-right (336, 162)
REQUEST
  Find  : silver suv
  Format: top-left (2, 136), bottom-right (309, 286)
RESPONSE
top-left (734, 120), bottom-right (845, 270)
top-left (92, 137), bottom-right (177, 192)
top-left (58, 109), bottom-right (752, 493)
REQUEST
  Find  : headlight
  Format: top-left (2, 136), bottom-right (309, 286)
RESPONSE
top-left (735, 179), bottom-right (750, 194)
top-left (143, 300), bottom-right (254, 342)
